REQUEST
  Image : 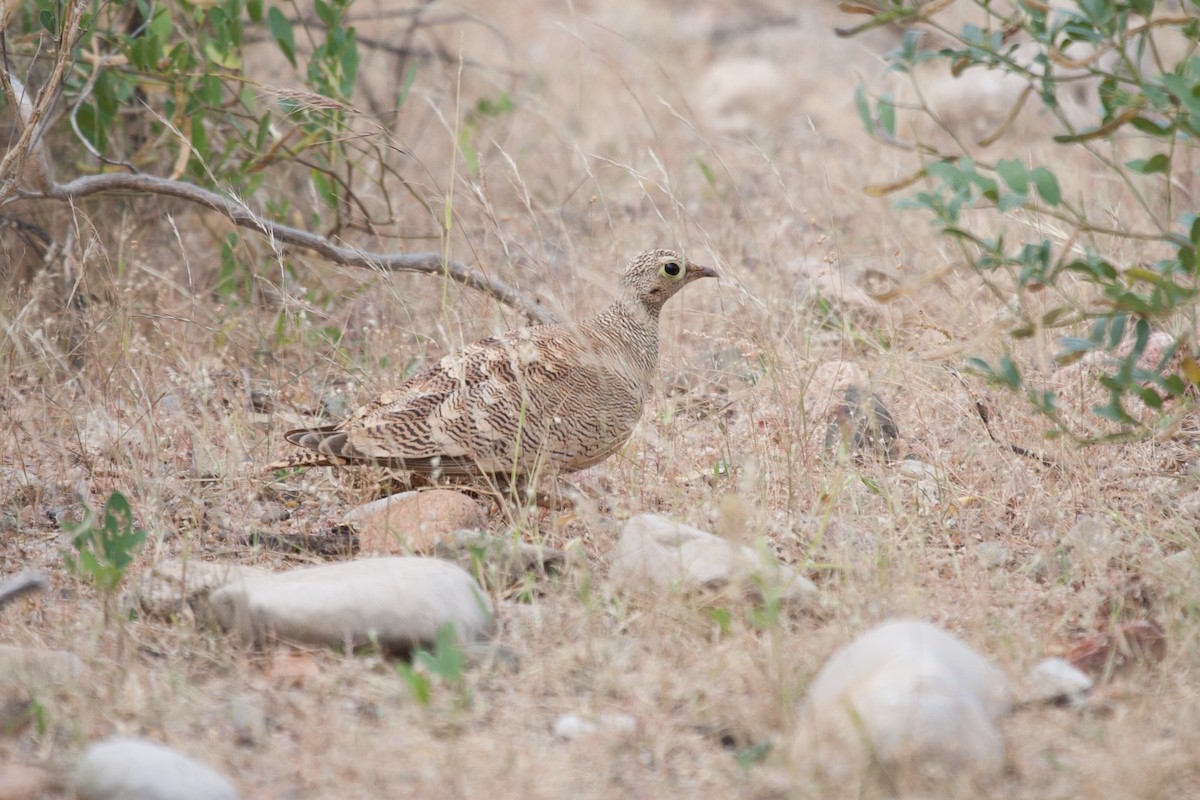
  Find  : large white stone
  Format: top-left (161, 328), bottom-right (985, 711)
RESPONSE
top-left (72, 738), bottom-right (238, 800)
top-left (609, 514), bottom-right (817, 608)
top-left (792, 620), bottom-right (1012, 788)
top-left (1019, 657), bottom-right (1093, 705)
top-left (210, 557), bottom-right (493, 653)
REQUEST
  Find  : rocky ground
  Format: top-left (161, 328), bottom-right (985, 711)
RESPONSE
top-left (2, 0), bottom-right (1199, 798)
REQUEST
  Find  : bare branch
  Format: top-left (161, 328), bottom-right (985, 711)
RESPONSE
top-left (19, 172), bottom-right (559, 324)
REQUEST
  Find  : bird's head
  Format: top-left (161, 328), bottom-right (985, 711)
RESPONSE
top-left (617, 248), bottom-right (717, 314)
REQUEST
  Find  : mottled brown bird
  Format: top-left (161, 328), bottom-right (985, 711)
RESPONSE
top-left (270, 249), bottom-right (716, 487)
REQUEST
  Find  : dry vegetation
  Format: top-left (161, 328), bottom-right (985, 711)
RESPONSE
top-left (2, 0), bottom-right (1199, 797)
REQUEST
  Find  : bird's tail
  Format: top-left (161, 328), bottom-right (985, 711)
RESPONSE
top-left (265, 425), bottom-right (353, 471)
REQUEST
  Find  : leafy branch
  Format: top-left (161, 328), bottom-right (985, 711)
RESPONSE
top-left (847, 0), bottom-right (1200, 441)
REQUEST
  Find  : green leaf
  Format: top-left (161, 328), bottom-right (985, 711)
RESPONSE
top-left (1129, 0), bottom-right (1155, 16)
top-left (198, 74), bottom-right (222, 107)
top-left (129, 35), bottom-right (160, 71)
top-left (1130, 115), bottom-right (1174, 137)
top-left (1041, 306), bottom-right (1074, 327)
top-left (203, 40), bottom-right (242, 71)
top-left (706, 607), bottom-right (733, 636)
top-left (854, 85), bottom-right (875, 136)
top-left (218, 234), bottom-right (241, 297)
top-left (1030, 168), bottom-right (1061, 205)
top-left (396, 663), bottom-right (431, 705)
top-left (311, 170), bottom-right (337, 210)
top-left (997, 356), bottom-right (1021, 389)
top-left (1107, 313), bottom-right (1128, 349)
top-left (1055, 337), bottom-right (1094, 365)
top-left (995, 158), bottom-right (1029, 193)
top-left (695, 155), bottom-right (717, 190)
top-left (476, 93), bottom-right (513, 117)
top-left (734, 740), bottom-right (772, 769)
top-left (93, 70), bottom-right (118, 119)
top-left (189, 115), bottom-right (209, 173)
top-left (268, 7), bottom-right (297, 67)
top-left (65, 491), bottom-right (146, 594)
top-left (99, 493), bottom-right (145, 572)
top-left (879, 94), bottom-right (896, 137)
top-left (416, 624), bottom-right (465, 680)
top-left (338, 29), bottom-right (360, 97)
top-left (255, 114), bottom-right (272, 151)
top-left (1127, 154), bottom-right (1170, 174)
top-left (246, 0), bottom-right (264, 23)
top-left (74, 102), bottom-right (106, 151)
top-left (1094, 392), bottom-right (1137, 424)
top-left (997, 192), bottom-right (1027, 212)
top-left (314, 0), bottom-right (335, 26)
top-left (396, 62), bottom-right (418, 110)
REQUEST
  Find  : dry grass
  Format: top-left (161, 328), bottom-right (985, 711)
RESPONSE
top-left (2, 1), bottom-right (1199, 797)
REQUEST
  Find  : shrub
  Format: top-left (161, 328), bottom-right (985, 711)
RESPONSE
top-left (847, 0), bottom-right (1200, 442)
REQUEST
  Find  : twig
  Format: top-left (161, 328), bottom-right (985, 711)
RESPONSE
top-left (945, 366), bottom-right (1058, 467)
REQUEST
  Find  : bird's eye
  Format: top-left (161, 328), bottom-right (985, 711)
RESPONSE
top-left (660, 261), bottom-right (684, 280)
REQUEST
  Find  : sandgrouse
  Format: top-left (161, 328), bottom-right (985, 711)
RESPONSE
top-left (270, 249), bottom-right (716, 486)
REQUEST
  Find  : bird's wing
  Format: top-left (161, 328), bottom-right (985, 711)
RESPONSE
top-left (343, 326), bottom-right (593, 474)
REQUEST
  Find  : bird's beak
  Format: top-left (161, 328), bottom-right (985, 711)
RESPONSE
top-left (688, 262), bottom-right (719, 281)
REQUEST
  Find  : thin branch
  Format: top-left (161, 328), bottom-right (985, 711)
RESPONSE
top-left (18, 172), bottom-right (560, 324)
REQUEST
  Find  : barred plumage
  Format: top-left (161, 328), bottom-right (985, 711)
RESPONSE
top-left (269, 249), bottom-right (716, 484)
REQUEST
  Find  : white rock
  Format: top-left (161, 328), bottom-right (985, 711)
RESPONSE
top-left (72, 738), bottom-right (238, 800)
top-left (210, 557), bottom-right (493, 653)
top-left (553, 712), bottom-right (638, 741)
top-left (553, 714), bottom-right (598, 740)
top-left (792, 620), bottom-right (1012, 789)
top-left (1019, 657), bottom-right (1093, 705)
top-left (609, 514), bottom-right (817, 608)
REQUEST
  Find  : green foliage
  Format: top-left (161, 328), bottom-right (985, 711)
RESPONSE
top-left (12, 0), bottom-right (367, 189)
top-left (396, 623), bottom-right (468, 707)
top-left (9, 0), bottom-right (380, 300)
top-left (850, 0), bottom-right (1200, 440)
top-left (396, 661), bottom-right (433, 706)
top-left (457, 92), bottom-right (515, 175)
top-left (63, 491), bottom-right (146, 595)
top-left (733, 739), bottom-right (773, 769)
